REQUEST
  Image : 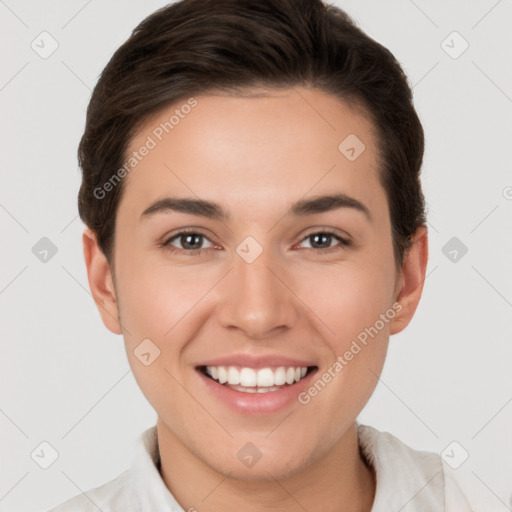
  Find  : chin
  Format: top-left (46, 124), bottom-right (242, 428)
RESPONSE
top-left (203, 448), bottom-right (313, 483)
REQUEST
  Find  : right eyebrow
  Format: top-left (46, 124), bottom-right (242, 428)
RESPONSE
top-left (141, 197), bottom-right (227, 221)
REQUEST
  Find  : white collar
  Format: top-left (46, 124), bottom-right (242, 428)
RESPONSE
top-left (51, 423), bottom-right (473, 511)
top-left (356, 422), bottom-right (445, 510)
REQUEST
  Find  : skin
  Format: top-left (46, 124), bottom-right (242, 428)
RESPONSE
top-left (83, 87), bottom-right (428, 512)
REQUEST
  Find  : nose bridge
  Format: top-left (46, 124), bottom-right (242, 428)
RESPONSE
top-left (217, 240), bottom-right (296, 337)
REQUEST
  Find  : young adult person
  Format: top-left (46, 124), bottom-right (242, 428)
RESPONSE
top-left (50, 1), bottom-right (474, 510)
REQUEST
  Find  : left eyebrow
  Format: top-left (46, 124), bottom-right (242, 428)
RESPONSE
top-left (289, 193), bottom-right (371, 221)
top-left (140, 193), bottom-right (372, 222)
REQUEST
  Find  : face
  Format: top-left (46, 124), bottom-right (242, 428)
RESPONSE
top-left (85, 87), bottom-right (427, 481)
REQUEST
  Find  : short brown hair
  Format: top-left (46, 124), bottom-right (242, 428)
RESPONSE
top-left (78, 0), bottom-right (426, 267)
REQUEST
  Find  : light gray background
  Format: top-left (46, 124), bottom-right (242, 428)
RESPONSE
top-left (1, 1), bottom-right (511, 511)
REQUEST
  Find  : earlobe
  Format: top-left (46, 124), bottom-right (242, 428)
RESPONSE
top-left (389, 225), bottom-right (429, 335)
top-left (82, 228), bottom-right (123, 335)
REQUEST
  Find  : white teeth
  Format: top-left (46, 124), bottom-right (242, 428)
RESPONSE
top-left (240, 367), bottom-right (257, 387)
top-left (274, 367), bottom-right (286, 385)
top-left (227, 366), bottom-right (240, 385)
top-left (229, 385), bottom-right (281, 393)
top-left (204, 365), bottom-right (309, 389)
top-left (257, 368), bottom-right (274, 387)
top-left (217, 366), bottom-right (228, 384)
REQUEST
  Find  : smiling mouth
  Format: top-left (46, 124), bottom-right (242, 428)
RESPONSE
top-left (198, 365), bottom-right (318, 393)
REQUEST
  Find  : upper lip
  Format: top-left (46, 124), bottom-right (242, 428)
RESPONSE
top-left (196, 353), bottom-right (317, 369)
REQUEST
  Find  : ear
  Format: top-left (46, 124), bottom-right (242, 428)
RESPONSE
top-left (82, 228), bottom-right (123, 335)
top-left (389, 225), bottom-right (429, 335)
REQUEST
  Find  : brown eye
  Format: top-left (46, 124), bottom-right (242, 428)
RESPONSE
top-left (299, 231), bottom-right (351, 251)
top-left (163, 231), bottom-right (215, 253)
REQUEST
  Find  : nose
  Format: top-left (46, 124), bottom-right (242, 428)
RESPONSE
top-left (216, 246), bottom-right (298, 339)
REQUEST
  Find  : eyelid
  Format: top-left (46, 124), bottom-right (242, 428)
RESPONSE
top-left (296, 224), bottom-right (351, 242)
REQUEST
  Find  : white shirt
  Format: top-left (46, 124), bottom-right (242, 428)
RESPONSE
top-left (48, 423), bottom-right (475, 511)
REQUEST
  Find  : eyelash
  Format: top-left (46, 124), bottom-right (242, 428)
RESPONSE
top-left (161, 228), bottom-right (351, 256)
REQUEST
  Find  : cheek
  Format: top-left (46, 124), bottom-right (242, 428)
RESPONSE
top-left (296, 259), bottom-right (396, 340)
top-left (115, 260), bottom-right (221, 392)
top-left (116, 257), bottom-right (210, 332)
top-left (294, 257), bottom-right (395, 413)
top-left (114, 265), bottom-right (194, 415)
top-left (293, 267), bottom-right (392, 435)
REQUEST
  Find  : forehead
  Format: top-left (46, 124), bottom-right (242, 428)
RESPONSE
top-left (120, 87), bottom-right (384, 219)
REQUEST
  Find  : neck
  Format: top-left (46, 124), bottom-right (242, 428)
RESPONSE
top-left (156, 419), bottom-right (376, 512)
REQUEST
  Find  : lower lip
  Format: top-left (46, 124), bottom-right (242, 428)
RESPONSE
top-left (196, 368), bottom-right (317, 415)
